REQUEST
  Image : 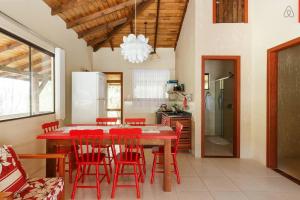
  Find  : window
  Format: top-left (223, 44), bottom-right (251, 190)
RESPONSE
top-left (213, 0), bottom-right (248, 23)
top-left (204, 73), bottom-right (210, 90)
top-left (0, 29), bottom-right (54, 121)
top-left (133, 69), bottom-right (170, 99)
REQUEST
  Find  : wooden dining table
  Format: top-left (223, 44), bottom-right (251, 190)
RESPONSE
top-left (36, 124), bottom-right (177, 192)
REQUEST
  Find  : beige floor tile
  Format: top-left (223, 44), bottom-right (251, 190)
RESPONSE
top-left (177, 191), bottom-right (213, 200)
top-left (202, 176), bottom-right (240, 191)
top-left (175, 177), bottom-right (208, 192)
top-left (64, 153), bottom-right (300, 200)
top-left (244, 191), bottom-right (300, 200)
top-left (211, 191), bottom-right (248, 200)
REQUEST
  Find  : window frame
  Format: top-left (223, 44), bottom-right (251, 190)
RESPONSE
top-left (0, 27), bottom-right (55, 122)
top-left (213, 0), bottom-right (248, 24)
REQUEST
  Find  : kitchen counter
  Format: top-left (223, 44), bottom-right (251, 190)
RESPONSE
top-left (161, 111), bottom-right (192, 118)
top-left (160, 111), bottom-right (192, 151)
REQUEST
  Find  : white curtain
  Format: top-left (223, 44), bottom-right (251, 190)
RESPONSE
top-left (133, 69), bottom-right (170, 99)
top-left (130, 69), bottom-right (170, 113)
top-left (55, 48), bottom-right (65, 120)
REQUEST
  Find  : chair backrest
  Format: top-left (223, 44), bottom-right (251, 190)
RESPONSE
top-left (124, 118), bottom-right (146, 126)
top-left (42, 121), bottom-right (59, 133)
top-left (109, 128), bottom-right (142, 162)
top-left (96, 117), bottom-right (118, 126)
top-left (174, 122), bottom-right (184, 153)
top-left (70, 129), bottom-right (104, 164)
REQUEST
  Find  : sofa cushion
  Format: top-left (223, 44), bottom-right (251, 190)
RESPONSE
top-left (14, 177), bottom-right (64, 200)
top-left (7, 146), bottom-right (27, 179)
top-left (0, 145), bottom-right (28, 194)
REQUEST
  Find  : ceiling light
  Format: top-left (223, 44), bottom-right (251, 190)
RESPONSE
top-left (120, 0), bottom-right (153, 63)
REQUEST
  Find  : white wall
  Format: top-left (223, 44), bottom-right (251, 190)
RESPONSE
top-left (0, 0), bottom-right (92, 176)
top-left (176, 0), bottom-right (300, 164)
top-left (93, 48), bottom-right (175, 123)
top-left (175, 0), bottom-right (196, 154)
top-left (250, 0), bottom-right (300, 164)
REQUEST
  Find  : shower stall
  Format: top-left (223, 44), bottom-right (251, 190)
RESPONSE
top-left (203, 58), bottom-right (237, 157)
top-left (214, 73), bottom-right (234, 144)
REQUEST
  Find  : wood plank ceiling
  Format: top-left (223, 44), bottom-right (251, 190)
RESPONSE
top-left (0, 31), bottom-right (52, 80)
top-left (43, 0), bottom-right (189, 52)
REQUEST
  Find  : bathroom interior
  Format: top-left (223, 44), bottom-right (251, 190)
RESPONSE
top-left (204, 60), bottom-right (235, 157)
top-left (277, 44), bottom-right (300, 181)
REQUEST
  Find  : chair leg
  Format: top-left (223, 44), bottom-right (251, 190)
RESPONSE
top-left (141, 147), bottom-right (146, 174)
top-left (103, 158), bottom-right (111, 184)
top-left (106, 146), bottom-right (113, 173)
top-left (133, 164), bottom-right (140, 199)
top-left (172, 154), bottom-right (180, 184)
top-left (111, 163), bottom-right (119, 199)
top-left (82, 165), bottom-right (86, 183)
top-left (68, 152), bottom-right (73, 183)
top-left (71, 165), bottom-right (81, 200)
top-left (150, 154), bottom-right (157, 184)
top-left (138, 160), bottom-right (144, 183)
top-left (95, 165), bottom-right (101, 200)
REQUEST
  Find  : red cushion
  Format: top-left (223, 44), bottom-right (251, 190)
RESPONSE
top-left (0, 145), bottom-right (28, 195)
top-left (7, 146), bottom-right (27, 179)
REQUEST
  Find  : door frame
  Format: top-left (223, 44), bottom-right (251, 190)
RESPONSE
top-left (103, 72), bottom-right (124, 123)
top-left (201, 55), bottom-right (241, 158)
top-left (267, 37), bottom-right (300, 169)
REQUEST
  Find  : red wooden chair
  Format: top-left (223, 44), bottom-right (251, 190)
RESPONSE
top-left (109, 128), bottom-right (144, 199)
top-left (124, 118), bottom-right (147, 174)
top-left (150, 121), bottom-right (183, 184)
top-left (96, 117), bottom-right (118, 173)
top-left (42, 121), bottom-right (74, 183)
top-left (70, 129), bottom-right (110, 200)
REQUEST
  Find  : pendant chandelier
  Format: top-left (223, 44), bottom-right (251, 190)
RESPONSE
top-left (120, 0), bottom-right (153, 63)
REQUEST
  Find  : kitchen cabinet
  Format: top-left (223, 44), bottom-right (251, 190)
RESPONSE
top-left (161, 112), bottom-right (192, 151)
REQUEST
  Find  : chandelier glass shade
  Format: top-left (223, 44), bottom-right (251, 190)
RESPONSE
top-left (120, 0), bottom-right (153, 63)
top-left (120, 34), bottom-right (153, 63)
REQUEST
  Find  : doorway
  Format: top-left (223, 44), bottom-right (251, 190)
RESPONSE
top-left (104, 72), bottom-right (123, 124)
top-left (267, 37), bottom-right (300, 183)
top-left (201, 56), bottom-right (240, 158)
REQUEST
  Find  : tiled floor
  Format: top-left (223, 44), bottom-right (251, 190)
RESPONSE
top-left (64, 150), bottom-right (300, 200)
top-left (205, 136), bottom-right (233, 157)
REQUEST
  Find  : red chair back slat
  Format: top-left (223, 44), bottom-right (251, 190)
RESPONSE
top-left (109, 128), bottom-right (142, 162)
top-left (42, 121), bottom-right (59, 133)
top-left (96, 117), bottom-right (118, 126)
top-left (70, 129), bottom-right (104, 164)
top-left (124, 118), bottom-right (146, 126)
top-left (174, 122), bottom-right (184, 153)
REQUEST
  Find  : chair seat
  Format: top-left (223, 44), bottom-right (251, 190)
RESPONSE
top-left (14, 177), bottom-right (64, 200)
top-left (116, 152), bottom-right (141, 163)
top-left (152, 146), bottom-right (176, 154)
top-left (78, 153), bottom-right (106, 163)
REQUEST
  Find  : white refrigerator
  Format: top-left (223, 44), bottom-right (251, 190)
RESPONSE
top-left (72, 72), bottom-right (107, 123)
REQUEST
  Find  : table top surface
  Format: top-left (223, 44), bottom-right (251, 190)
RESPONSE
top-left (36, 124), bottom-right (177, 140)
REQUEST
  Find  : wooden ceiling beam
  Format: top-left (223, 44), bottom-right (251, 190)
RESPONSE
top-left (0, 65), bottom-right (50, 80)
top-left (174, 0), bottom-right (189, 50)
top-left (78, 17), bottom-right (127, 39)
top-left (0, 53), bottom-right (30, 66)
top-left (67, 0), bottom-right (143, 29)
top-left (0, 42), bottom-right (22, 53)
top-left (87, 36), bottom-right (107, 46)
top-left (51, 0), bottom-right (106, 16)
top-left (109, 39), bottom-right (114, 51)
top-left (93, 0), bottom-right (154, 52)
top-left (153, 0), bottom-right (160, 52)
